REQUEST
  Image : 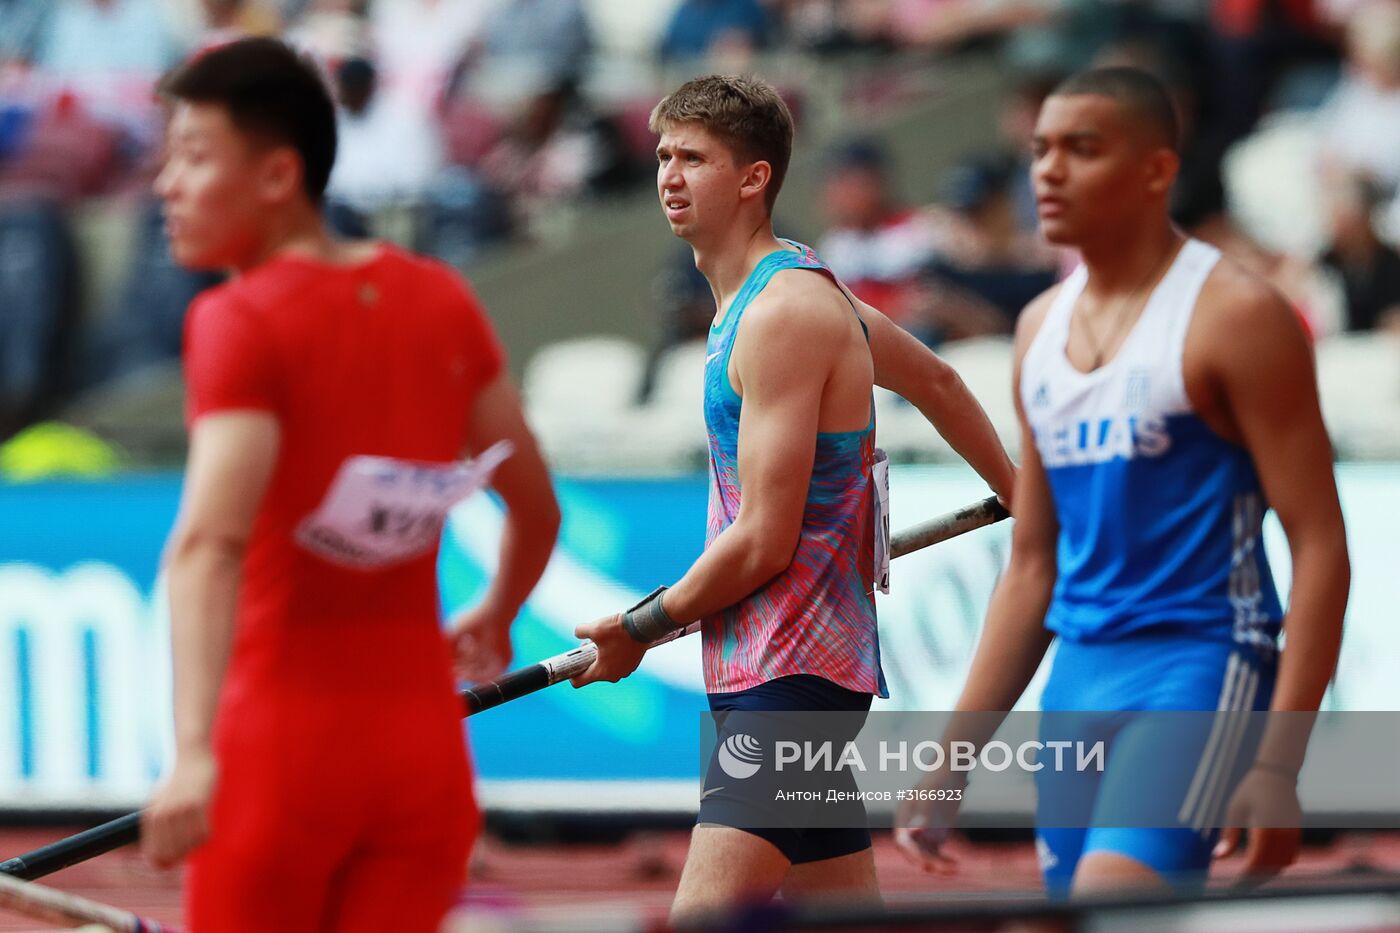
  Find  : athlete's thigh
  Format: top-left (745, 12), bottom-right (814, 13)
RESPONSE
top-left (185, 760), bottom-right (348, 933)
top-left (779, 845), bottom-right (879, 905)
top-left (1076, 715), bottom-right (1219, 890)
top-left (326, 732), bottom-right (479, 932)
top-left (672, 824), bottom-right (791, 922)
top-left (1072, 848), bottom-right (1173, 896)
top-left (1034, 708), bottom-right (1109, 897)
top-left (323, 828), bottom-right (474, 933)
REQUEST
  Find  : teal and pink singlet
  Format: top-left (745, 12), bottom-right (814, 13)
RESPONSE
top-left (699, 240), bottom-right (888, 699)
top-left (697, 240), bottom-right (886, 863)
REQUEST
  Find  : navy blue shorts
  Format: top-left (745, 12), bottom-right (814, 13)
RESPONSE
top-left (701, 674), bottom-right (874, 865)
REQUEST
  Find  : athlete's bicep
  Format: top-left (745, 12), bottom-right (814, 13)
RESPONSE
top-left (172, 413), bottom-right (280, 552)
top-left (731, 304), bottom-right (834, 559)
top-left (464, 373), bottom-right (556, 517)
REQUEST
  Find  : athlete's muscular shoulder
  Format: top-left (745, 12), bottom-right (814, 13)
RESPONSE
top-left (1185, 253), bottom-right (1313, 441)
top-left (743, 268), bottom-right (855, 351)
top-left (729, 268), bottom-right (854, 391)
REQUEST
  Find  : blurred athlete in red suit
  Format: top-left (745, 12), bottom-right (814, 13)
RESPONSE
top-left (140, 37), bottom-right (560, 933)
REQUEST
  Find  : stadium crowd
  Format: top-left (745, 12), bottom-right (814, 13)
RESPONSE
top-left (1, 0), bottom-right (1398, 462)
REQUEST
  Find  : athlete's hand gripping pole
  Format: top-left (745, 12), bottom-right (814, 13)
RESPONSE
top-left (460, 495), bottom-right (1010, 716)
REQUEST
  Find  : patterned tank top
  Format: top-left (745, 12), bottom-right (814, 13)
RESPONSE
top-left (700, 240), bottom-right (888, 697)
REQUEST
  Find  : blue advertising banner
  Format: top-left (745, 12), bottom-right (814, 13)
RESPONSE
top-left (0, 465), bottom-right (1395, 812)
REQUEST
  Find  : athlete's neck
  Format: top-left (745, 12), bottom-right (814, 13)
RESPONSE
top-left (230, 203), bottom-right (336, 275)
top-left (1077, 220), bottom-right (1184, 299)
top-left (691, 220), bottom-right (787, 317)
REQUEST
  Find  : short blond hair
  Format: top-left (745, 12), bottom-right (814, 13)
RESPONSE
top-left (650, 74), bottom-right (794, 213)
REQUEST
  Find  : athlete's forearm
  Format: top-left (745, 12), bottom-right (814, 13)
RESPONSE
top-left (906, 369), bottom-right (1016, 499)
top-left (165, 531), bottom-right (244, 756)
top-left (1255, 529), bottom-right (1350, 773)
top-left (660, 519), bottom-right (791, 626)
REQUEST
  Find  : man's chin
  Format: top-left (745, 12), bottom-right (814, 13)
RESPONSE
top-left (169, 241), bottom-right (225, 272)
top-left (1038, 221), bottom-right (1080, 247)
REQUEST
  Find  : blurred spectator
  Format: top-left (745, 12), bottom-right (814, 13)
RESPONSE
top-left (639, 247), bottom-right (713, 402)
top-left (414, 164), bottom-right (513, 269)
top-left (36, 0), bottom-right (184, 120)
top-left (886, 0), bottom-right (1060, 50)
top-left (0, 0), bottom-right (50, 66)
top-left (196, 0), bottom-right (282, 44)
top-left (922, 153), bottom-right (1059, 333)
top-left (1206, 0), bottom-right (1340, 148)
top-left (996, 71), bottom-right (1059, 235)
top-left (479, 82), bottom-right (640, 232)
top-left (284, 0), bottom-right (371, 66)
top-left (659, 0), bottom-right (773, 64)
top-left (371, 0), bottom-right (489, 108)
top-left (469, 0), bottom-right (593, 99)
top-left (1316, 0), bottom-right (1400, 240)
top-left (326, 56), bottom-right (443, 211)
top-left (0, 92), bottom-right (123, 203)
top-left (0, 104), bottom-right (29, 163)
top-left (1318, 173), bottom-right (1400, 333)
top-left (363, 0), bottom-right (487, 236)
top-left (79, 202), bottom-right (221, 390)
top-left (816, 138), bottom-right (940, 325)
top-left (271, 0), bottom-right (314, 20)
top-left (165, 0), bottom-right (281, 47)
top-left (0, 199), bottom-right (79, 438)
top-left (774, 0), bottom-right (891, 54)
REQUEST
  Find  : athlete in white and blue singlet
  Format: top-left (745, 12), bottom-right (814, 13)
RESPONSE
top-left (895, 67), bottom-right (1349, 894)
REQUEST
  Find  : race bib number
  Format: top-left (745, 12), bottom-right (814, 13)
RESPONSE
top-left (295, 441), bottom-right (513, 570)
top-left (872, 446), bottom-right (890, 594)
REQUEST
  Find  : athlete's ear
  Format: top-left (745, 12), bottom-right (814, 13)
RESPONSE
top-left (258, 145), bottom-right (304, 205)
top-left (739, 159), bottom-right (773, 206)
top-left (1144, 147), bottom-right (1180, 197)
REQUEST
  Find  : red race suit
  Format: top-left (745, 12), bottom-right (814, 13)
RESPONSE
top-left (181, 243), bottom-right (503, 932)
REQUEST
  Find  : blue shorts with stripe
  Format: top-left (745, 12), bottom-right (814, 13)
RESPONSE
top-left (1035, 628), bottom-right (1276, 894)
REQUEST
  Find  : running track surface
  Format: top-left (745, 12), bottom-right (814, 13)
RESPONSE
top-left (0, 829), bottom-right (1397, 929)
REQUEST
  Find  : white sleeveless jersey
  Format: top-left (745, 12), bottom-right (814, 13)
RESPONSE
top-left (1020, 239), bottom-right (1282, 650)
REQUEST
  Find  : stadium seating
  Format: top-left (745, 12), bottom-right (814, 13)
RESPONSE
top-left (522, 335), bottom-right (651, 472)
top-left (635, 338), bottom-right (709, 471)
top-left (523, 334), bottom-right (1028, 471)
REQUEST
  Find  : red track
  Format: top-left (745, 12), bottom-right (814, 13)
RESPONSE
top-left (0, 828), bottom-right (1396, 930)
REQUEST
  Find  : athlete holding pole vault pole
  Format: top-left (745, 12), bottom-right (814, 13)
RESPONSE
top-left (568, 75), bottom-right (1017, 921)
